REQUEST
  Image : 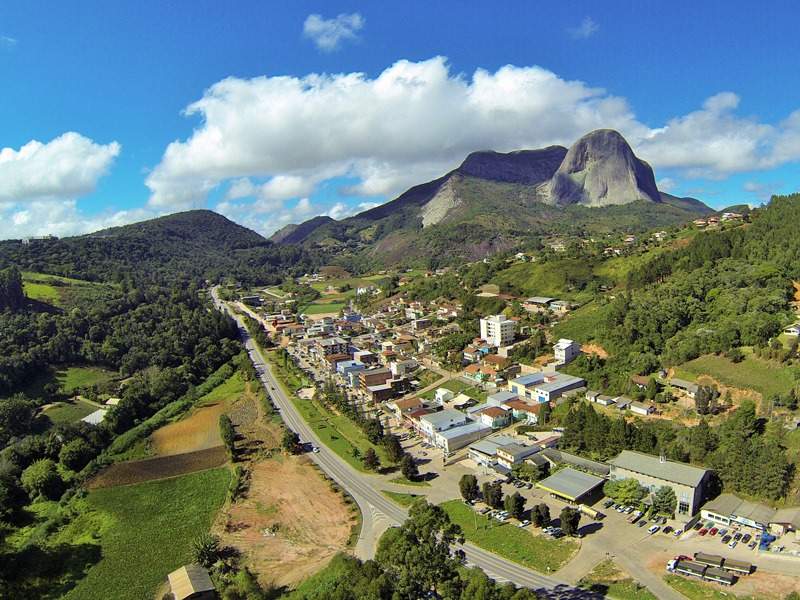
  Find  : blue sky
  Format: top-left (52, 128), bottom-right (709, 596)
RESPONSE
top-left (1, 1), bottom-right (799, 238)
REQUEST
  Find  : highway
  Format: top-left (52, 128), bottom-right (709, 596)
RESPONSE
top-left (211, 288), bottom-right (595, 597)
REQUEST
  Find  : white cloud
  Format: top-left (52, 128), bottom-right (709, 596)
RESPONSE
top-left (657, 177), bottom-right (677, 193)
top-left (0, 199), bottom-right (153, 239)
top-left (567, 17), bottom-right (599, 39)
top-left (303, 13), bottom-right (364, 52)
top-left (145, 57), bottom-right (800, 221)
top-left (743, 180), bottom-right (782, 201)
top-left (0, 132), bottom-right (120, 203)
top-left (0, 35), bottom-right (16, 48)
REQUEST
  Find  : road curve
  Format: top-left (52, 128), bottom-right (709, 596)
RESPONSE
top-left (212, 288), bottom-right (597, 597)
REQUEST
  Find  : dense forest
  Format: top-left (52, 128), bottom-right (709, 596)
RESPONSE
top-left (0, 210), bottom-right (322, 286)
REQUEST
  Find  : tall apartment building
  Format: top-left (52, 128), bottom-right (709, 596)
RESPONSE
top-left (479, 314), bottom-right (515, 347)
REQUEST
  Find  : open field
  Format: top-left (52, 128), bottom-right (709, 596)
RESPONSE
top-left (663, 575), bottom-right (758, 600)
top-left (578, 560), bottom-right (657, 600)
top-left (490, 259), bottom-right (596, 302)
top-left (440, 500), bottom-right (578, 573)
top-left (63, 467), bottom-right (230, 600)
top-left (381, 491), bottom-right (422, 507)
top-left (87, 446), bottom-right (227, 488)
top-left (283, 553), bottom-right (356, 600)
top-left (551, 301), bottom-right (607, 344)
top-left (43, 398), bottom-right (99, 425)
top-left (420, 378), bottom-right (486, 402)
top-left (216, 455), bottom-right (356, 589)
top-left (21, 271), bottom-right (110, 308)
top-left (302, 301), bottom-right (346, 315)
top-left (674, 351), bottom-right (795, 399)
top-left (57, 366), bottom-right (117, 395)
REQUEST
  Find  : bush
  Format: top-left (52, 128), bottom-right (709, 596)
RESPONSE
top-left (59, 438), bottom-right (95, 472)
top-left (20, 458), bottom-right (64, 500)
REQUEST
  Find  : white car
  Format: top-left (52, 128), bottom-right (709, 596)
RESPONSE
top-left (648, 525), bottom-right (660, 535)
top-left (311, 446), bottom-right (320, 453)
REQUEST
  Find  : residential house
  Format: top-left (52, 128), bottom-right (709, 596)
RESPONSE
top-left (553, 339), bottom-right (581, 365)
top-left (784, 323), bottom-right (800, 336)
top-left (475, 406), bottom-right (511, 429)
top-left (669, 378), bottom-right (698, 399)
top-left (389, 397), bottom-right (424, 420)
top-left (523, 297), bottom-right (556, 313)
top-left (434, 388), bottom-right (455, 404)
top-left (608, 450), bottom-right (711, 515)
top-left (504, 399), bottom-right (546, 425)
top-left (630, 401), bottom-right (655, 416)
top-left (615, 396), bottom-right (633, 411)
top-left (167, 565), bottom-right (216, 600)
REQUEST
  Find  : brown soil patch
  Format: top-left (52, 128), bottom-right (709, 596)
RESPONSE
top-left (794, 281), bottom-right (800, 303)
top-left (87, 446), bottom-right (227, 489)
top-left (150, 403), bottom-right (226, 455)
top-left (216, 456), bottom-right (356, 589)
top-left (582, 343), bottom-right (608, 359)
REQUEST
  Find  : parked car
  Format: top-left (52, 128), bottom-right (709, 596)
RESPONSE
top-left (721, 535), bottom-right (732, 544)
top-left (748, 541), bottom-right (757, 550)
top-left (729, 540), bottom-right (738, 549)
top-left (693, 522), bottom-right (703, 531)
top-left (699, 528), bottom-right (708, 536)
top-left (663, 526), bottom-right (673, 535)
top-left (742, 533), bottom-right (751, 544)
top-left (709, 527), bottom-right (719, 536)
top-left (638, 520), bottom-right (648, 528)
top-left (604, 499), bottom-right (615, 509)
top-left (734, 532), bottom-right (742, 541)
top-left (673, 529), bottom-right (683, 537)
top-left (648, 525), bottom-right (660, 534)
top-left (718, 528), bottom-right (728, 537)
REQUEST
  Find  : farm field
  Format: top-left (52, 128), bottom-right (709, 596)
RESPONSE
top-left (43, 398), bottom-right (99, 425)
top-left (440, 500), bottom-right (578, 573)
top-left (674, 352), bottom-right (795, 399)
top-left (216, 455), bottom-right (357, 589)
top-left (63, 467), bottom-right (230, 600)
top-left (578, 560), bottom-right (657, 600)
top-left (87, 446), bottom-right (227, 488)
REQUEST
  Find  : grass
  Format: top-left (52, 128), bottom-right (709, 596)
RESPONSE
top-left (490, 259), bottom-right (597, 302)
top-left (21, 271), bottom-right (110, 308)
top-left (195, 370), bottom-right (246, 406)
top-left (302, 301), bottom-right (346, 315)
top-left (551, 301), bottom-right (607, 344)
top-left (440, 500), bottom-right (578, 573)
top-left (420, 379), bottom-right (486, 402)
top-left (578, 560), bottom-right (657, 600)
top-left (390, 476), bottom-right (431, 487)
top-left (265, 351), bottom-right (392, 471)
top-left (284, 552), bottom-right (357, 599)
top-left (674, 351), bottom-right (796, 398)
top-left (62, 467), bottom-right (230, 600)
top-left (23, 280), bottom-right (62, 304)
top-left (43, 398), bottom-right (99, 425)
top-left (56, 366), bottom-right (117, 395)
top-left (663, 575), bottom-right (758, 600)
top-left (381, 491), bottom-right (423, 507)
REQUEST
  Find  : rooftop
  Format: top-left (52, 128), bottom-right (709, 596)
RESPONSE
top-left (488, 390), bottom-right (518, 404)
top-left (437, 420), bottom-right (491, 439)
top-left (537, 467), bottom-right (605, 501)
top-left (609, 450), bottom-right (709, 488)
top-left (168, 565), bottom-right (214, 600)
top-left (420, 409), bottom-right (467, 427)
top-left (535, 373), bottom-right (585, 393)
top-left (526, 296), bottom-right (555, 304)
top-left (512, 373), bottom-right (545, 387)
top-left (469, 434), bottom-right (518, 456)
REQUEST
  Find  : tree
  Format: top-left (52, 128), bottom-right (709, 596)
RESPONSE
top-left (383, 433), bottom-right (405, 463)
top-left (58, 438), bottom-right (94, 472)
top-left (364, 447), bottom-right (381, 471)
top-left (0, 395), bottom-right (36, 447)
top-left (652, 486), bottom-right (677, 516)
top-left (603, 478), bottom-right (646, 506)
top-left (191, 533), bottom-right (221, 568)
top-left (0, 461), bottom-right (28, 522)
top-left (219, 414), bottom-right (235, 458)
top-left (282, 429), bottom-right (301, 454)
top-left (459, 474), bottom-right (479, 502)
top-left (481, 481), bottom-right (503, 509)
top-left (559, 506), bottom-right (581, 537)
top-left (645, 378), bottom-right (659, 400)
top-left (531, 503), bottom-right (551, 528)
top-left (401, 454), bottom-right (419, 481)
top-left (504, 492), bottom-right (526, 520)
top-left (695, 385), bottom-right (719, 415)
top-left (20, 459), bottom-right (63, 500)
top-left (375, 501), bottom-right (463, 598)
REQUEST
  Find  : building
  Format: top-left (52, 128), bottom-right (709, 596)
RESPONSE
top-left (315, 336), bottom-right (349, 357)
top-left (700, 494), bottom-right (775, 531)
top-left (475, 406), bottom-right (511, 429)
top-left (523, 297), bottom-right (556, 313)
top-left (468, 434), bottom-right (517, 467)
top-left (504, 399), bottom-right (546, 425)
top-left (669, 378), bottom-right (698, 399)
top-left (629, 401), bottom-right (655, 416)
top-left (553, 339), bottom-right (581, 365)
top-left (81, 409), bottom-right (108, 425)
top-left (540, 448), bottom-right (610, 476)
top-left (358, 367), bottom-right (392, 389)
top-left (479, 314), bottom-right (516, 347)
top-left (433, 421), bottom-right (492, 453)
top-left (389, 397), bottom-right (424, 420)
top-left (537, 467), bottom-right (605, 504)
top-left (533, 373), bottom-right (586, 403)
top-left (418, 409), bottom-right (468, 438)
top-left (495, 442), bottom-right (539, 471)
top-left (508, 373), bottom-right (545, 400)
top-left (608, 450), bottom-right (711, 515)
top-left (167, 565), bottom-right (216, 600)
top-left (434, 388), bottom-right (455, 404)
top-left (784, 323), bottom-right (800, 336)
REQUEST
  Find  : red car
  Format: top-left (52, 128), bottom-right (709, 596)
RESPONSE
top-left (699, 528), bottom-right (708, 536)
top-left (709, 527), bottom-right (719, 536)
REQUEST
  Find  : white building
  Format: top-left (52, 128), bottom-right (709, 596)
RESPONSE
top-left (434, 388), bottom-right (455, 404)
top-left (480, 314), bottom-right (516, 347)
top-left (553, 339), bottom-right (581, 365)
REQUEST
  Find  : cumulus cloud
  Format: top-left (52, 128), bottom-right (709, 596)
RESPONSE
top-left (303, 13), bottom-right (364, 52)
top-left (0, 132), bottom-right (120, 203)
top-left (568, 17), bottom-right (599, 39)
top-left (145, 57), bottom-right (800, 224)
top-left (657, 177), bottom-right (677, 193)
top-left (743, 180), bottom-right (782, 201)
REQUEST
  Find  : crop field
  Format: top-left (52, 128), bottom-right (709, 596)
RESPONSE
top-left (87, 446), bottom-right (227, 488)
top-left (63, 467), bottom-right (230, 600)
top-left (440, 500), bottom-right (578, 573)
top-left (674, 352), bottom-right (795, 399)
top-left (150, 403), bottom-right (226, 455)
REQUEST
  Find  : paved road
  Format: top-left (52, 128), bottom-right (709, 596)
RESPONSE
top-left (212, 288), bottom-right (598, 598)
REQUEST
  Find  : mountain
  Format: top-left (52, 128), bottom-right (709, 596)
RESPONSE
top-left (0, 210), bottom-right (318, 284)
top-left (547, 129), bottom-right (660, 206)
top-left (272, 129), bottom-right (713, 266)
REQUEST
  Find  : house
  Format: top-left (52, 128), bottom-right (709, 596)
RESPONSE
top-left (167, 564), bottom-right (216, 600)
top-left (784, 323), bottom-right (800, 336)
top-left (629, 401), bottom-right (655, 416)
top-left (550, 300), bottom-right (572, 315)
top-left (315, 336), bottom-right (349, 357)
top-left (412, 318), bottom-right (432, 332)
top-left (553, 339), bottom-right (581, 365)
top-left (495, 443), bottom-right (539, 470)
top-left (608, 450), bottom-right (711, 515)
top-left (585, 390), bottom-right (601, 402)
top-left (389, 397), bottom-right (424, 420)
top-left (434, 388), bottom-right (455, 404)
top-left (523, 296), bottom-right (556, 313)
top-left (468, 434), bottom-right (518, 467)
top-left (486, 390), bottom-right (519, 405)
top-left (482, 354), bottom-right (510, 370)
top-left (630, 375), bottom-right (651, 390)
top-left (669, 378), bottom-right (698, 398)
top-left (475, 406), bottom-right (511, 429)
top-left (479, 314), bottom-right (516, 347)
top-left (505, 399), bottom-right (546, 425)
top-left (615, 396), bottom-right (633, 411)
top-left (464, 363), bottom-right (497, 382)
top-left (596, 395), bottom-right (616, 406)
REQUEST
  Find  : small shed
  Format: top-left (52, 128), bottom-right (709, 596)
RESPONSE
top-left (167, 564), bottom-right (216, 600)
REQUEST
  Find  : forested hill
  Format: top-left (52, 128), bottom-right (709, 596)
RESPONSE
top-left (0, 210), bottom-right (320, 285)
